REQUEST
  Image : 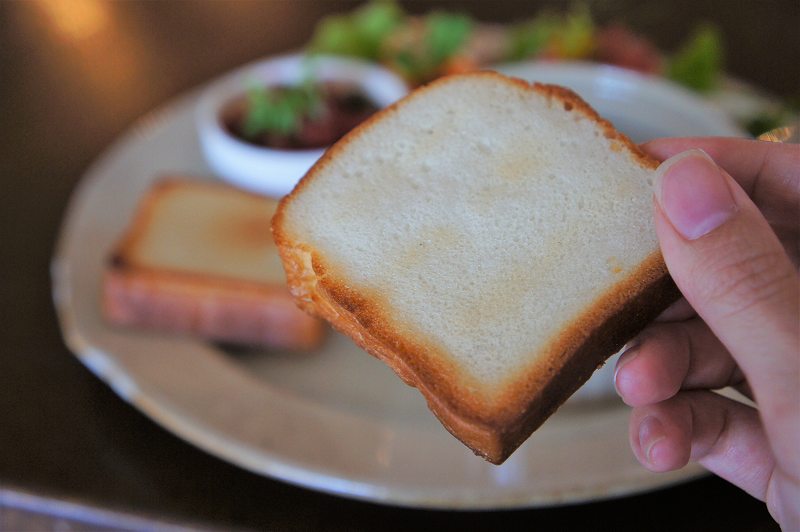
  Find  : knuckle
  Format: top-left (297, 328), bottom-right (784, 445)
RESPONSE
top-left (692, 247), bottom-right (796, 319)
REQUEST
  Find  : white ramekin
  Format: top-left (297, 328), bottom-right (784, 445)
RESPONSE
top-left (196, 53), bottom-right (409, 198)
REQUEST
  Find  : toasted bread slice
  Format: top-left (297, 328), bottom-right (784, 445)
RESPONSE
top-left (272, 72), bottom-right (679, 463)
top-left (104, 178), bottom-right (324, 350)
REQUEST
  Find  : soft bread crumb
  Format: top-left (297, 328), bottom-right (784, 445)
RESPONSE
top-left (282, 76), bottom-right (656, 387)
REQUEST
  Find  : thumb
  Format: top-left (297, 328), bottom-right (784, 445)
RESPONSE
top-left (652, 148), bottom-right (799, 460)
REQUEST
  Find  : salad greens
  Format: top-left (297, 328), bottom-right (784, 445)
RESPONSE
top-left (299, 1), bottom-right (793, 136)
top-left (508, 4), bottom-right (595, 61)
top-left (311, 0), bottom-right (473, 84)
top-left (311, 1), bottom-right (725, 91)
top-left (553, 4), bottom-right (595, 59)
top-left (387, 11), bottom-right (474, 83)
top-left (309, 0), bottom-right (404, 60)
top-left (425, 12), bottom-right (473, 66)
top-left (745, 100), bottom-right (799, 137)
top-left (507, 13), bottom-right (560, 60)
top-left (241, 78), bottom-right (321, 138)
top-left (668, 25), bottom-right (723, 92)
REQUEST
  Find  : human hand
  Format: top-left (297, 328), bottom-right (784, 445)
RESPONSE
top-left (614, 137), bottom-right (799, 528)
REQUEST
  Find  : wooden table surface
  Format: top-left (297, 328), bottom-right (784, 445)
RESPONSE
top-left (1, 1), bottom-right (796, 530)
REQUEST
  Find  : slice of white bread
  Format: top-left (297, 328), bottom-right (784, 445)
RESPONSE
top-left (104, 178), bottom-right (324, 350)
top-left (272, 72), bottom-right (679, 463)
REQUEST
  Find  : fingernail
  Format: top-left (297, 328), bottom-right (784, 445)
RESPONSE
top-left (638, 415), bottom-right (666, 465)
top-left (654, 149), bottom-right (738, 240)
top-left (614, 340), bottom-right (641, 395)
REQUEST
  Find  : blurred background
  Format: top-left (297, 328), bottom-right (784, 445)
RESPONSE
top-left (1, 1), bottom-right (797, 530)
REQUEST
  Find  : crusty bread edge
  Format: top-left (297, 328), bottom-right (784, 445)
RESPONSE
top-left (489, 249), bottom-right (680, 462)
top-left (272, 72), bottom-right (679, 462)
top-left (273, 242), bottom-right (678, 461)
top-left (103, 265), bottom-right (325, 350)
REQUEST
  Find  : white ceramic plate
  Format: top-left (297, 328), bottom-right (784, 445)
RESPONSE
top-left (495, 61), bottom-right (745, 141)
top-left (52, 69), bottom-right (721, 509)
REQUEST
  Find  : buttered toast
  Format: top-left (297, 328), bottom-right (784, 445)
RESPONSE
top-left (272, 73), bottom-right (679, 463)
top-left (104, 178), bottom-right (324, 350)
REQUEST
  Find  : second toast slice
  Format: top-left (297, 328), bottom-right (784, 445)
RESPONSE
top-left (104, 178), bottom-right (324, 350)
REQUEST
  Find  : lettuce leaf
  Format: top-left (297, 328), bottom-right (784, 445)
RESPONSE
top-left (425, 12), bottom-right (473, 65)
top-left (242, 82), bottom-right (321, 138)
top-left (668, 25), bottom-right (723, 92)
top-left (508, 13), bottom-right (559, 60)
top-left (309, 0), bottom-right (404, 60)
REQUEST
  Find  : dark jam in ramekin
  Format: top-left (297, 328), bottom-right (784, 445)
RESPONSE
top-left (222, 83), bottom-right (379, 150)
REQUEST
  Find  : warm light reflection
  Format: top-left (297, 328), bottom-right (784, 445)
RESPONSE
top-left (33, 0), bottom-right (110, 41)
top-left (25, 0), bottom-right (147, 123)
